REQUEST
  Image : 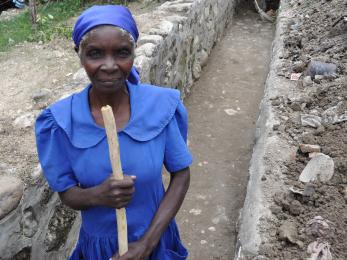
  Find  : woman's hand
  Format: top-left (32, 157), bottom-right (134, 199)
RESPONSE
top-left (111, 240), bottom-right (150, 260)
top-left (58, 174), bottom-right (135, 211)
top-left (94, 174), bottom-right (136, 209)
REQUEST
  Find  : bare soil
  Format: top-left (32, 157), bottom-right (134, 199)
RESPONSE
top-left (258, 0), bottom-right (347, 259)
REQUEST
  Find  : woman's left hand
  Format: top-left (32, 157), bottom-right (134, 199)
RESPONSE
top-left (111, 240), bottom-right (150, 260)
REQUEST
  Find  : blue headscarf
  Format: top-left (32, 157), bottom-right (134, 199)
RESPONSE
top-left (72, 5), bottom-right (140, 84)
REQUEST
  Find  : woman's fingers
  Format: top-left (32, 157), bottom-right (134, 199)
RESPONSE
top-left (109, 174), bottom-right (136, 208)
top-left (95, 174), bottom-right (136, 208)
top-left (109, 175), bottom-right (135, 188)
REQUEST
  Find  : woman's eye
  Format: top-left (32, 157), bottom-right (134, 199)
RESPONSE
top-left (87, 50), bottom-right (102, 58)
top-left (117, 49), bottom-right (132, 58)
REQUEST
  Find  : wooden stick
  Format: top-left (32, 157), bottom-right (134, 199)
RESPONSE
top-left (101, 105), bottom-right (128, 256)
top-left (254, 0), bottom-right (275, 23)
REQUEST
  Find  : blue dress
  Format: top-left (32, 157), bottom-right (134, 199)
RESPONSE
top-left (35, 82), bottom-right (193, 260)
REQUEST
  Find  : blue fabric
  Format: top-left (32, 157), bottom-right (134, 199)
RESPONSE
top-left (35, 82), bottom-right (192, 260)
top-left (72, 5), bottom-right (140, 85)
top-left (12, 0), bottom-right (25, 9)
top-left (73, 5), bottom-right (139, 46)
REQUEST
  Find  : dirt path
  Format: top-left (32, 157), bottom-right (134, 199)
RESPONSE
top-left (176, 6), bottom-right (274, 259)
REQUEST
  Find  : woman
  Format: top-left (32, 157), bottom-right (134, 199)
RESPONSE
top-left (35, 5), bottom-right (192, 260)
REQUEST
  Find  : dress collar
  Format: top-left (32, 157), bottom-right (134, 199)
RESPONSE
top-left (49, 82), bottom-right (181, 148)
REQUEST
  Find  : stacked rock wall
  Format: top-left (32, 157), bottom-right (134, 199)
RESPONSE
top-left (134, 0), bottom-right (238, 98)
top-left (0, 0), bottom-right (238, 259)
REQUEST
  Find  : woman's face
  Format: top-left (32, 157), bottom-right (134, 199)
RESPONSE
top-left (79, 26), bottom-right (135, 93)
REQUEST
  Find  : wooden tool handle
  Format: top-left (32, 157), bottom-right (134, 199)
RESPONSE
top-left (101, 105), bottom-right (128, 256)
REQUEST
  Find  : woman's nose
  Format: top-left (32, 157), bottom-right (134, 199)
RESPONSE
top-left (101, 56), bottom-right (118, 72)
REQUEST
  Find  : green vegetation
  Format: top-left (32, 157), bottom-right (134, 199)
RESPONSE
top-left (0, 0), bottom-right (125, 52)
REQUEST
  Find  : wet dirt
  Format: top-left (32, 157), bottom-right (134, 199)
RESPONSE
top-left (258, 0), bottom-right (347, 259)
top-left (176, 4), bottom-right (274, 259)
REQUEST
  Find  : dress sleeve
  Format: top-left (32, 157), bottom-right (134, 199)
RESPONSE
top-left (35, 109), bottom-right (78, 192)
top-left (164, 100), bottom-right (193, 173)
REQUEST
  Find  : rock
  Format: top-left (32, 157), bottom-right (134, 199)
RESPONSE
top-left (137, 34), bottom-right (163, 46)
top-left (149, 20), bottom-right (174, 37)
top-left (134, 55), bottom-right (151, 82)
top-left (322, 101), bottom-right (347, 125)
top-left (32, 88), bottom-right (52, 103)
top-left (309, 152), bottom-right (323, 158)
top-left (305, 216), bottom-right (334, 237)
top-left (342, 186), bottom-right (347, 203)
top-left (198, 49), bottom-right (209, 67)
top-left (289, 200), bottom-right (303, 216)
top-left (303, 76), bottom-right (313, 87)
top-left (22, 208), bottom-right (38, 237)
top-left (13, 112), bottom-right (36, 129)
top-left (299, 154), bottom-right (334, 183)
top-left (192, 62), bottom-right (201, 80)
top-left (301, 114), bottom-right (322, 128)
top-left (278, 220), bottom-right (303, 247)
top-left (307, 60), bottom-right (337, 79)
top-left (208, 226), bottom-right (216, 232)
top-left (307, 241), bottom-right (332, 260)
top-left (135, 43), bottom-right (158, 57)
top-left (299, 144), bottom-right (321, 153)
top-left (0, 176), bottom-right (24, 220)
top-left (314, 75), bottom-right (324, 80)
top-left (161, 3), bottom-right (193, 13)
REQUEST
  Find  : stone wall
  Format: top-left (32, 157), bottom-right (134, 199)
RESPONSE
top-left (0, 0), bottom-right (238, 259)
top-left (134, 0), bottom-right (238, 98)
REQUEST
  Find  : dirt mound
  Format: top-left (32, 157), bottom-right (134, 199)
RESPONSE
top-left (258, 0), bottom-right (347, 259)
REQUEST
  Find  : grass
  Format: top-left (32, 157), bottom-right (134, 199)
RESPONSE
top-left (0, 0), bottom-right (125, 52)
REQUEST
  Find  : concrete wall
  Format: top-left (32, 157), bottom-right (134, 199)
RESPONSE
top-left (0, 0), bottom-right (238, 259)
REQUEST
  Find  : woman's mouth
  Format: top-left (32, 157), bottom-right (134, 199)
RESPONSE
top-left (98, 79), bottom-right (121, 85)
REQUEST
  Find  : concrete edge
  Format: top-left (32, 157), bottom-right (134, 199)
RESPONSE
top-left (235, 2), bottom-right (299, 259)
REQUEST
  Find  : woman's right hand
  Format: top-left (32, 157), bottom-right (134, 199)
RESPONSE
top-left (93, 174), bottom-right (136, 209)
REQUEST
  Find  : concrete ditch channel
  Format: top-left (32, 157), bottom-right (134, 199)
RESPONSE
top-left (1, 0), bottom-right (345, 259)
